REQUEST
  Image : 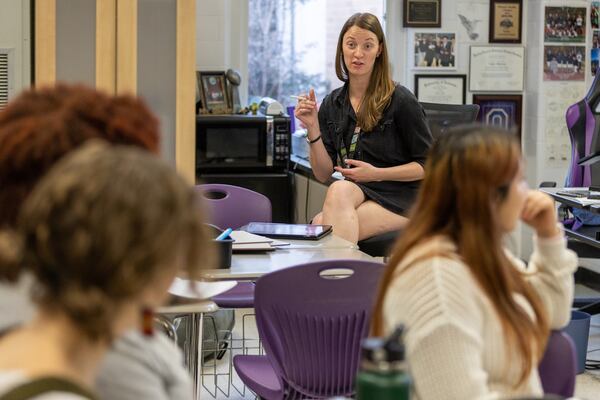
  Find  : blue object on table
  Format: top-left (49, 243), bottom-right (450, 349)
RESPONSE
top-left (215, 228), bottom-right (233, 241)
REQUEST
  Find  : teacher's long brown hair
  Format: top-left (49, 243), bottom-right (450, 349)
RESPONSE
top-left (371, 126), bottom-right (550, 386)
top-left (335, 13), bottom-right (395, 132)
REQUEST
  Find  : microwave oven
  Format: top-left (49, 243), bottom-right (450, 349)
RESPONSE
top-left (196, 114), bottom-right (290, 173)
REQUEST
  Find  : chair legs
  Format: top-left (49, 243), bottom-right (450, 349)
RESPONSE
top-left (200, 314), bottom-right (232, 398)
top-left (171, 309), bottom-right (263, 399)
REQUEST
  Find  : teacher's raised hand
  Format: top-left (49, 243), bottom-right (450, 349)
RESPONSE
top-left (294, 88), bottom-right (319, 130)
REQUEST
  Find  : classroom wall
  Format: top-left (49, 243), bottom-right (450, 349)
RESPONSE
top-left (196, 0), bottom-right (248, 105)
top-left (0, 0), bottom-right (31, 98)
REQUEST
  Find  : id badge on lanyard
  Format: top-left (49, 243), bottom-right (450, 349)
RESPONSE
top-left (339, 126), bottom-right (361, 167)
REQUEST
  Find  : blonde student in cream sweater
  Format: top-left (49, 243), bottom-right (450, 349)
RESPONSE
top-left (371, 126), bottom-right (577, 400)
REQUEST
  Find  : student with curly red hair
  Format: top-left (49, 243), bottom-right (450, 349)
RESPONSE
top-left (0, 84), bottom-right (196, 400)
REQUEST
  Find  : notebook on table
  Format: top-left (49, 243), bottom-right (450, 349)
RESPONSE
top-left (246, 222), bottom-right (333, 240)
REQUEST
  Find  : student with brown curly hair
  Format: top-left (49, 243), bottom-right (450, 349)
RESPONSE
top-left (0, 84), bottom-right (197, 400)
top-left (0, 142), bottom-right (208, 399)
top-left (371, 126), bottom-right (577, 399)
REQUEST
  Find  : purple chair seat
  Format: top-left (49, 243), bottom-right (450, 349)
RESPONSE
top-left (234, 259), bottom-right (384, 399)
top-left (233, 355), bottom-right (283, 399)
top-left (211, 282), bottom-right (255, 308)
top-left (538, 331), bottom-right (577, 397)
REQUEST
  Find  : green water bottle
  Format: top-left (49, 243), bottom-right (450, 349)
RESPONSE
top-left (356, 325), bottom-right (411, 400)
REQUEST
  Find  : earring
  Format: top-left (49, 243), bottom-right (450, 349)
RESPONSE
top-left (141, 307), bottom-right (154, 337)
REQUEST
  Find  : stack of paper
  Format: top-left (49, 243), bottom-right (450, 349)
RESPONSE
top-left (230, 230), bottom-right (289, 252)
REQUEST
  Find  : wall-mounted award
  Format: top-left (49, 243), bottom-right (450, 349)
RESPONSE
top-left (489, 0), bottom-right (522, 43)
top-left (403, 0), bottom-right (441, 28)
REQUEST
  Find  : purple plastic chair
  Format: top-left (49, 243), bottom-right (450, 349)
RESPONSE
top-left (196, 183), bottom-right (272, 230)
top-left (538, 331), bottom-right (577, 398)
top-left (195, 184), bottom-right (272, 308)
top-left (233, 259), bottom-right (384, 399)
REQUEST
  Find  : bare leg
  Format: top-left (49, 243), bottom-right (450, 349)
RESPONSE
top-left (320, 181), bottom-right (366, 244)
top-left (312, 212), bottom-right (323, 224)
top-left (356, 200), bottom-right (409, 241)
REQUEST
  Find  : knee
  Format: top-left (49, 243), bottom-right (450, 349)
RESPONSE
top-left (323, 181), bottom-right (358, 210)
top-left (312, 212), bottom-right (323, 224)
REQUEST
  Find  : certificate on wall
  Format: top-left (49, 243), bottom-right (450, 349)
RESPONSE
top-left (469, 46), bottom-right (524, 92)
top-left (414, 74), bottom-right (466, 104)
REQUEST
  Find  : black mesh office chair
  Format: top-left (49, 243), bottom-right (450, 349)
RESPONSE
top-left (358, 102), bottom-right (480, 258)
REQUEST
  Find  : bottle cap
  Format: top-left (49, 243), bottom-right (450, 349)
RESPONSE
top-left (361, 325), bottom-right (405, 363)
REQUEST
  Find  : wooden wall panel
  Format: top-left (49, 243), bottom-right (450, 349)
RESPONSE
top-left (116, 0), bottom-right (137, 94)
top-left (35, 0), bottom-right (56, 86)
top-left (96, 0), bottom-right (116, 93)
top-left (176, 0), bottom-right (196, 183)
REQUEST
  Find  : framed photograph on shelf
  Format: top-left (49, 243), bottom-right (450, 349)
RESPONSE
top-left (413, 32), bottom-right (456, 69)
top-left (197, 71), bottom-right (232, 114)
top-left (489, 0), bottom-right (522, 43)
top-left (544, 6), bottom-right (586, 44)
top-left (473, 94), bottom-right (522, 140)
top-left (403, 0), bottom-right (441, 28)
top-left (469, 45), bottom-right (524, 92)
top-left (414, 74), bottom-right (466, 104)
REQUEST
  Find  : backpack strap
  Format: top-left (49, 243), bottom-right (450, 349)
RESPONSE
top-left (0, 377), bottom-right (97, 400)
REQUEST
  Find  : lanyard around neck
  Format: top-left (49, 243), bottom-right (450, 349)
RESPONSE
top-left (339, 125), bottom-right (361, 165)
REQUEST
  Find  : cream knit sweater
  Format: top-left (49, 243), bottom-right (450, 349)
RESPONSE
top-left (383, 233), bottom-right (577, 400)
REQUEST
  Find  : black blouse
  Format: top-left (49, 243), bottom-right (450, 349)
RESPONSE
top-left (317, 84), bottom-right (432, 215)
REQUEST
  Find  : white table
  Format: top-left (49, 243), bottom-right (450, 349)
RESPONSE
top-left (199, 234), bottom-right (377, 281)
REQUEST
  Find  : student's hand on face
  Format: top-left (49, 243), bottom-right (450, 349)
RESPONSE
top-left (520, 190), bottom-right (560, 238)
top-left (294, 88), bottom-right (319, 130)
top-left (334, 159), bottom-right (379, 183)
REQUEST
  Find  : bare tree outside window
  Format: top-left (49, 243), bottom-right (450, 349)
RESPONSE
top-left (248, 0), bottom-right (385, 108)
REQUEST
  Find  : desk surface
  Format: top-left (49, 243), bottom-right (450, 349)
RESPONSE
top-left (542, 187), bottom-right (600, 214)
top-left (199, 234), bottom-right (377, 281)
top-left (542, 187), bottom-right (600, 250)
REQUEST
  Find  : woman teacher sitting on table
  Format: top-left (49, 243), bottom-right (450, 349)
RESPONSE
top-left (294, 13), bottom-right (432, 244)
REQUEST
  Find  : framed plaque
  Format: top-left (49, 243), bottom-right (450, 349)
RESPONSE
top-left (473, 94), bottom-right (522, 140)
top-left (414, 74), bottom-right (466, 104)
top-left (489, 0), bottom-right (522, 43)
top-left (469, 46), bottom-right (524, 92)
top-left (197, 71), bottom-right (232, 114)
top-left (403, 0), bottom-right (441, 28)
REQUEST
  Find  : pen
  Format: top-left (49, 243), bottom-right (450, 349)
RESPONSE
top-left (215, 228), bottom-right (233, 241)
top-left (290, 95), bottom-right (308, 101)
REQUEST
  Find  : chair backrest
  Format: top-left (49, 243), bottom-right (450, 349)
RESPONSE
top-left (538, 331), bottom-right (577, 398)
top-left (196, 184), bottom-right (272, 230)
top-left (565, 99), bottom-right (598, 187)
top-left (254, 260), bottom-right (384, 399)
top-left (420, 102), bottom-right (480, 139)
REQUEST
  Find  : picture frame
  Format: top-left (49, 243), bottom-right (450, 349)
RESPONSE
top-left (469, 45), bottom-right (524, 92)
top-left (543, 45), bottom-right (585, 82)
top-left (544, 6), bottom-right (586, 44)
top-left (414, 74), bottom-right (466, 105)
top-left (473, 94), bottom-right (522, 140)
top-left (413, 32), bottom-right (457, 70)
top-left (403, 0), bottom-right (441, 28)
top-left (197, 71), bottom-right (232, 114)
top-left (489, 0), bottom-right (522, 43)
